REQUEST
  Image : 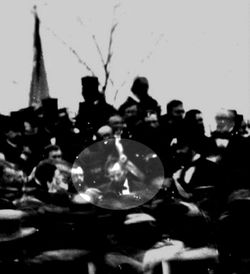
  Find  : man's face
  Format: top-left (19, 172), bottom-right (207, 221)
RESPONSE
top-left (124, 105), bottom-right (138, 119)
top-left (3, 167), bottom-right (25, 184)
top-left (48, 149), bottom-right (63, 160)
top-left (54, 169), bottom-right (64, 184)
top-left (195, 113), bottom-right (203, 125)
top-left (109, 115), bottom-right (125, 132)
top-left (195, 113), bottom-right (205, 134)
top-left (145, 113), bottom-right (159, 128)
top-left (48, 168), bottom-right (68, 192)
top-left (215, 112), bottom-right (235, 133)
top-left (71, 166), bottom-right (84, 184)
top-left (107, 163), bottom-right (127, 184)
top-left (171, 104), bottom-right (185, 121)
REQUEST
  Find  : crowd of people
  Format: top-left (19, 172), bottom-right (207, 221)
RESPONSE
top-left (0, 75), bottom-right (250, 273)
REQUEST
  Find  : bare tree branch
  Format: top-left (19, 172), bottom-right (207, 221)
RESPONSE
top-left (45, 26), bottom-right (95, 75)
top-left (77, 17), bottom-right (106, 67)
top-left (76, 16), bottom-right (115, 94)
top-left (113, 88), bottom-right (119, 102)
top-left (139, 33), bottom-right (164, 65)
top-left (106, 22), bottom-right (118, 65)
top-left (102, 3), bottom-right (120, 94)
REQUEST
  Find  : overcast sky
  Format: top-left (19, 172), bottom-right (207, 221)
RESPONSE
top-left (0, 0), bottom-right (248, 127)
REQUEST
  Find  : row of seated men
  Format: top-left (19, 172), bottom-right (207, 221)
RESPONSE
top-left (0, 76), bottom-right (250, 273)
top-left (0, 147), bottom-right (250, 274)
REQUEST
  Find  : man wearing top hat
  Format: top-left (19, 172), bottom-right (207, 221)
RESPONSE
top-left (75, 76), bottom-right (116, 143)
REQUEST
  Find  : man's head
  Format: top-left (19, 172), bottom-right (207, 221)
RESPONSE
top-left (105, 159), bottom-right (127, 185)
top-left (166, 100), bottom-right (185, 121)
top-left (119, 98), bottom-right (141, 126)
top-left (171, 137), bottom-right (197, 166)
top-left (108, 114), bottom-right (125, 134)
top-left (96, 125), bottom-right (113, 140)
top-left (144, 113), bottom-right (160, 128)
top-left (35, 160), bottom-right (65, 192)
top-left (215, 108), bottom-right (236, 133)
top-left (35, 161), bottom-right (57, 187)
top-left (4, 118), bottom-right (23, 145)
top-left (131, 77), bottom-right (149, 99)
top-left (184, 109), bottom-right (205, 135)
top-left (43, 145), bottom-right (62, 160)
top-left (81, 76), bottom-right (100, 102)
top-left (0, 164), bottom-right (25, 185)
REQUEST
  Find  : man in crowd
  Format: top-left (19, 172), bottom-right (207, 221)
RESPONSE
top-left (75, 76), bottom-right (116, 143)
top-left (130, 76), bottom-right (161, 116)
top-left (160, 99), bottom-right (185, 141)
top-left (42, 144), bottom-right (63, 161)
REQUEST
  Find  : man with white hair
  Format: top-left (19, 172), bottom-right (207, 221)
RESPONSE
top-left (209, 108), bottom-right (250, 207)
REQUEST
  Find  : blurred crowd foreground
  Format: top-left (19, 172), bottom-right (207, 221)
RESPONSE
top-left (1, 75), bottom-right (250, 273)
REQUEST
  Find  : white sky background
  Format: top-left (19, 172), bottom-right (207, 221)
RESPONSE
top-left (0, 0), bottom-right (249, 129)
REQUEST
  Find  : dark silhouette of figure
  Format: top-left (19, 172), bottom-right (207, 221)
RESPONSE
top-left (118, 99), bottom-right (142, 139)
top-left (130, 76), bottom-right (161, 116)
top-left (183, 109), bottom-right (217, 157)
top-left (217, 189), bottom-right (250, 274)
top-left (169, 136), bottom-right (222, 219)
top-left (0, 117), bottom-right (28, 171)
top-left (160, 99), bottom-right (185, 141)
top-left (75, 76), bottom-right (116, 143)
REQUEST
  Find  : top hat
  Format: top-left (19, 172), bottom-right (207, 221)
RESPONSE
top-left (42, 98), bottom-right (58, 118)
top-left (81, 76), bottom-right (99, 88)
top-left (0, 114), bottom-right (10, 132)
top-left (0, 209), bottom-right (37, 243)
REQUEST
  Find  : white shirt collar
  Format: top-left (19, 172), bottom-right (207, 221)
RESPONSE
top-left (122, 178), bottom-right (130, 194)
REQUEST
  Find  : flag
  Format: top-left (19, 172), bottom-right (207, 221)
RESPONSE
top-left (29, 7), bottom-right (50, 108)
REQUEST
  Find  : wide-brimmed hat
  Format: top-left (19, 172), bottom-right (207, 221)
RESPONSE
top-left (0, 209), bottom-right (37, 243)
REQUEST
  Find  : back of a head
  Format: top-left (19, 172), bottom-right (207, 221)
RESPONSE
top-left (34, 160), bottom-right (57, 187)
top-left (81, 76), bottom-right (100, 101)
top-left (184, 109), bottom-right (204, 135)
top-left (184, 109), bottom-right (202, 122)
top-left (131, 76), bottom-right (149, 97)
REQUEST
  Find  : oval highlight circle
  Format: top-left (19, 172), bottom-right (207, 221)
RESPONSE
top-left (71, 137), bottom-right (165, 210)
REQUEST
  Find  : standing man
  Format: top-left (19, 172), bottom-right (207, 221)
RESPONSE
top-left (75, 76), bottom-right (116, 144)
top-left (130, 76), bottom-right (161, 117)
